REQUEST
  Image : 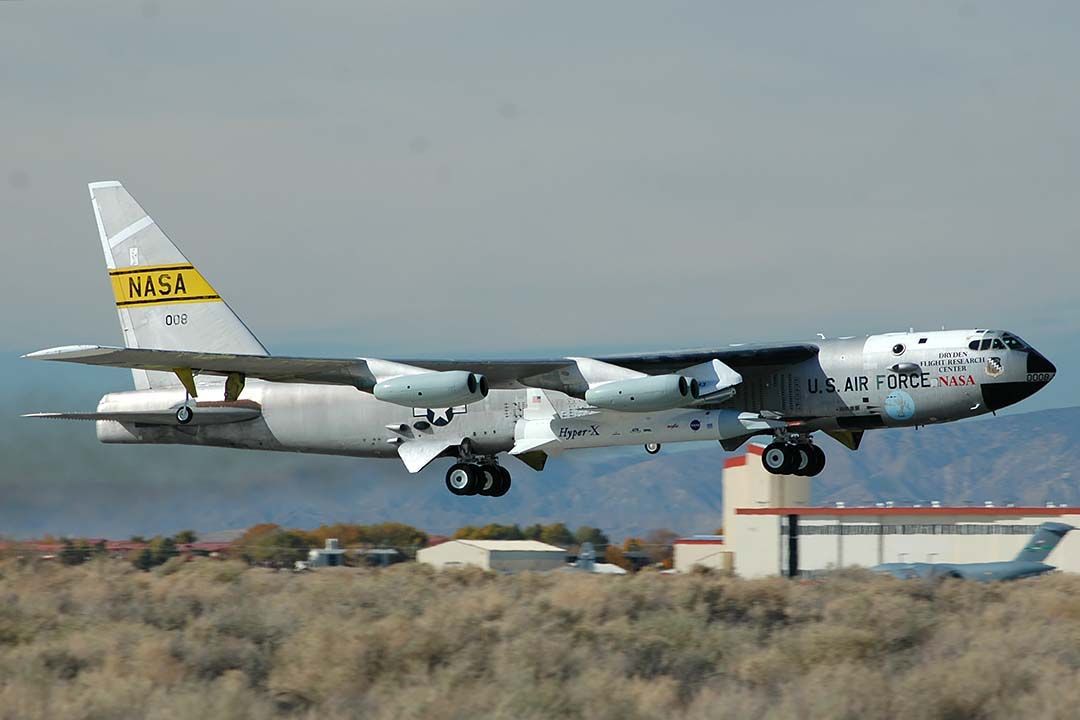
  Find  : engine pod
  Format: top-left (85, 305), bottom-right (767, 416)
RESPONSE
top-left (373, 370), bottom-right (488, 409)
top-left (585, 374), bottom-right (699, 413)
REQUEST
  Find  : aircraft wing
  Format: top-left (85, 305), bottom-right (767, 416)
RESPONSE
top-left (595, 343), bottom-right (820, 373)
top-left (24, 345), bottom-right (382, 387)
top-left (25, 342), bottom-right (818, 398)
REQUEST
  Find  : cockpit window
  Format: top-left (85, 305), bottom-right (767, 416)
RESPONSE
top-left (969, 340), bottom-right (982, 351)
top-left (992, 339), bottom-right (1005, 350)
top-left (1002, 333), bottom-right (1027, 350)
top-left (980, 339), bottom-right (992, 351)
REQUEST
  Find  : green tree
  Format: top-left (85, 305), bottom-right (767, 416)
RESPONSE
top-left (242, 530), bottom-right (310, 566)
top-left (173, 530), bottom-right (197, 544)
top-left (453, 524), bottom-right (524, 541)
top-left (58, 538), bottom-right (87, 566)
top-left (574, 526), bottom-right (610, 553)
top-left (130, 535), bottom-right (147, 544)
top-left (131, 548), bottom-right (154, 571)
top-left (149, 536), bottom-right (179, 566)
top-left (362, 522), bottom-right (429, 548)
top-left (539, 523), bottom-right (575, 548)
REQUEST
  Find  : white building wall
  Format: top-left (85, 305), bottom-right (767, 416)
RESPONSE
top-left (488, 550), bottom-right (565, 573)
top-left (731, 515), bottom-right (783, 579)
top-left (674, 544), bottom-right (733, 573)
top-left (417, 541), bottom-right (490, 570)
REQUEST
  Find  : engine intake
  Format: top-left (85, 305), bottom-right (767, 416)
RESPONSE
top-left (585, 374), bottom-right (700, 413)
top-left (373, 370), bottom-right (489, 409)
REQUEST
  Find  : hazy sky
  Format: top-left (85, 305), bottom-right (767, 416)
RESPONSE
top-left (3, 1), bottom-right (1079, 409)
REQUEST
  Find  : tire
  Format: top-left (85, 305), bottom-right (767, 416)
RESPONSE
top-left (476, 465), bottom-right (499, 496)
top-left (793, 446), bottom-right (812, 476)
top-left (176, 406), bottom-right (194, 425)
top-left (762, 443), bottom-right (794, 475)
top-left (445, 463), bottom-right (477, 496)
top-left (489, 466), bottom-right (512, 497)
top-left (805, 445), bottom-right (827, 477)
top-left (645, 443), bottom-right (661, 455)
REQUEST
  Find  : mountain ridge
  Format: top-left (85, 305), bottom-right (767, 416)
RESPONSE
top-left (2, 400), bottom-right (1077, 539)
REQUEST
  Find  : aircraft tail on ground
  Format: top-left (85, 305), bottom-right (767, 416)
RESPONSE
top-left (88, 181), bottom-right (268, 389)
top-left (1014, 522), bottom-right (1074, 563)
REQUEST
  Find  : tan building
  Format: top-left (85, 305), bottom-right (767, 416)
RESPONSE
top-left (417, 539), bottom-right (567, 573)
top-left (676, 444), bottom-right (1080, 578)
top-left (673, 537), bottom-right (733, 573)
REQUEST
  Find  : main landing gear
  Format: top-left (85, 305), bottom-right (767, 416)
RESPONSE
top-left (445, 462), bottom-right (512, 497)
top-left (762, 441), bottom-right (826, 477)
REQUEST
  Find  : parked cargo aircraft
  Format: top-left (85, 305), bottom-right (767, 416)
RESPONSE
top-left (872, 522), bottom-right (1074, 581)
top-left (25, 182), bottom-right (1058, 498)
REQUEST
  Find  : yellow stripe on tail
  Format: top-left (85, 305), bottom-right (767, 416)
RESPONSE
top-left (109, 263), bottom-right (221, 307)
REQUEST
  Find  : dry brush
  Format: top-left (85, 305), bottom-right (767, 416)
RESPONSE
top-left (2, 559), bottom-right (1080, 720)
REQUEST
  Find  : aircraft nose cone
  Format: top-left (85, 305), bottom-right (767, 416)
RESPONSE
top-left (981, 351), bottom-right (1056, 411)
top-left (1028, 350), bottom-right (1056, 377)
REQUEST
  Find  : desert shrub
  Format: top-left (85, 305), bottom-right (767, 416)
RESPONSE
top-left (5, 558), bottom-right (1080, 719)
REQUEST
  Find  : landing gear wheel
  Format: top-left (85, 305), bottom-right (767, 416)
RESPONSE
top-left (793, 446), bottom-right (812, 476)
top-left (176, 406), bottom-right (194, 425)
top-left (445, 463), bottom-right (479, 496)
top-left (489, 466), bottom-right (512, 497)
top-left (645, 443), bottom-right (661, 455)
top-left (762, 442), bottom-right (796, 475)
top-left (805, 445), bottom-right (826, 477)
top-left (476, 465), bottom-right (499, 496)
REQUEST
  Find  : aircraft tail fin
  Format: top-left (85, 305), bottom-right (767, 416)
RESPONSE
top-left (1014, 522), bottom-right (1073, 563)
top-left (88, 181), bottom-right (268, 390)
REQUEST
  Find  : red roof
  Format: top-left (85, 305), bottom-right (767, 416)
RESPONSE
top-left (737, 506), bottom-right (1080, 517)
top-left (724, 443), bottom-right (764, 469)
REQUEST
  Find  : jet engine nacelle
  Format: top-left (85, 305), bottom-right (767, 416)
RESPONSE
top-left (585, 374), bottom-right (700, 413)
top-left (373, 370), bottom-right (489, 409)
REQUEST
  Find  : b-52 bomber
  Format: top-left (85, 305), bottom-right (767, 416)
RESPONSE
top-left (25, 182), bottom-right (1058, 498)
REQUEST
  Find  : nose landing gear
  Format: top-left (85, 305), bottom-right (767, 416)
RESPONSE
top-left (762, 440), bottom-right (826, 477)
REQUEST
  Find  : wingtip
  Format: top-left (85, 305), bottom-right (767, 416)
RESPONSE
top-left (87, 180), bottom-right (122, 191)
top-left (23, 345), bottom-right (105, 360)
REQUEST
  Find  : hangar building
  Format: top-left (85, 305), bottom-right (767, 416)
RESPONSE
top-left (675, 445), bottom-right (1080, 578)
top-left (417, 539), bottom-right (566, 573)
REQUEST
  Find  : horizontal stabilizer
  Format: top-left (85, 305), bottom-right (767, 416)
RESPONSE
top-left (23, 402), bottom-right (261, 427)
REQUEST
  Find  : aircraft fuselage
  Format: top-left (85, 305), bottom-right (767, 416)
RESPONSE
top-left (94, 328), bottom-right (1055, 461)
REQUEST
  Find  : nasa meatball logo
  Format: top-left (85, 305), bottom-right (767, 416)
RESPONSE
top-left (884, 390), bottom-right (915, 421)
top-left (986, 357), bottom-right (1004, 378)
top-left (690, 419), bottom-right (701, 432)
